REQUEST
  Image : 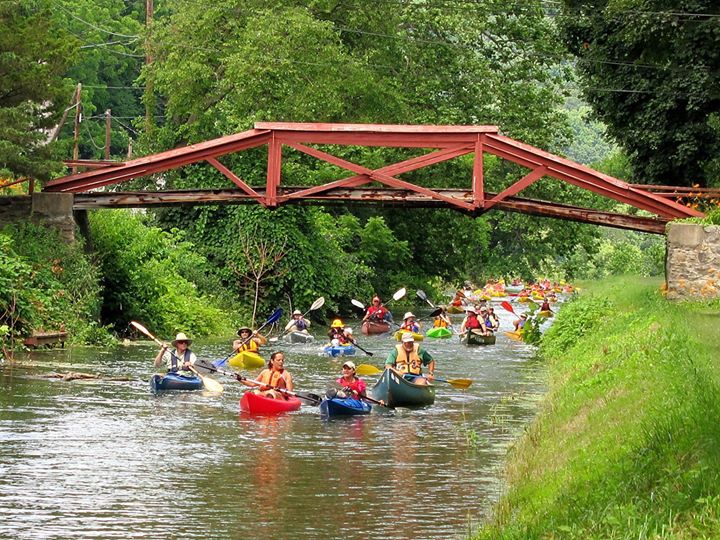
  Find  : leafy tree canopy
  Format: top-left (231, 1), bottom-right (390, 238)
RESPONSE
top-left (558, 0), bottom-right (720, 187)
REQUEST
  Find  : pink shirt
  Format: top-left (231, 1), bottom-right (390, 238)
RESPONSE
top-left (335, 376), bottom-right (366, 398)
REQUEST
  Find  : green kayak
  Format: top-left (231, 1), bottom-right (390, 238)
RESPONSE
top-left (426, 327), bottom-right (452, 339)
top-left (460, 330), bottom-right (496, 346)
top-left (371, 368), bottom-right (435, 408)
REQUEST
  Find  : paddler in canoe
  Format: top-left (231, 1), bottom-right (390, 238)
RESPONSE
top-left (153, 332), bottom-right (197, 375)
top-left (362, 295), bottom-right (393, 324)
top-left (385, 332), bottom-right (436, 385)
top-left (460, 306), bottom-right (487, 335)
top-left (487, 306), bottom-right (500, 332)
top-left (284, 309), bottom-right (312, 334)
top-left (237, 351), bottom-right (294, 400)
top-left (233, 326), bottom-right (268, 354)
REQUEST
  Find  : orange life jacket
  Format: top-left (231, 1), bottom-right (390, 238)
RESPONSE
top-left (434, 317), bottom-right (448, 328)
top-left (394, 344), bottom-right (422, 375)
top-left (258, 368), bottom-right (287, 388)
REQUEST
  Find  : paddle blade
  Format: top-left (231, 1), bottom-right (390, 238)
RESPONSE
top-left (393, 287), bottom-right (407, 301)
top-left (309, 296), bottom-right (325, 311)
top-left (416, 290), bottom-right (427, 301)
top-left (446, 378), bottom-right (472, 389)
top-left (201, 375), bottom-right (224, 393)
top-left (266, 308), bottom-right (283, 325)
top-left (356, 364), bottom-right (383, 376)
top-left (429, 307), bottom-right (442, 318)
top-left (500, 301), bottom-right (516, 315)
top-left (351, 299), bottom-right (366, 310)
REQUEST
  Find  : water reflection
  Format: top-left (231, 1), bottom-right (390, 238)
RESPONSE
top-left (0, 305), bottom-right (548, 539)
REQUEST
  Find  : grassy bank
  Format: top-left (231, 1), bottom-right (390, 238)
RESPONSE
top-left (475, 277), bottom-right (720, 539)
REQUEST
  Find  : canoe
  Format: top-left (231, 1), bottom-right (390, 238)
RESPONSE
top-left (150, 372), bottom-right (203, 392)
top-left (371, 368), bottom-right (435, 408)
top-left (361, 320), bottom-right (391, 335)
top-left (322, 344), bottom-right (356, 357)
top-left (239, 392), bottom-right (302, 414)
top-left (426, 327), bottom-right (452, 339)
top-left (393, 330), bottom-right (424, 342)
top-left (228, 351), bottom-right (266, 369)
top-left (319, 397), bottom-right (372, 417)
top-left (283, 331), bottom-right (314, 343)
top-left (460, 330), bottom-right (496, 346)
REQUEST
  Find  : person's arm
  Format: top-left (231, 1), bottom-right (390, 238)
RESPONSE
top-left (188, 351), bottom-right (198, 367)
top-left (357, 379), bottom-right (367, 397)
top-left (385, 348), bottom-right (398, 367)
top-left (283, 372), bottom-right (293, 392)
top-left (284, 320), bottom-right (295, 331)
top-left (254, 333), bottom-right (268, 346)
top-left (153, 345), bottom-right (168, 368)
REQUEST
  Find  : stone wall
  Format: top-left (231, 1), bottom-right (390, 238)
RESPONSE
top-left (0, 194), bottom-right (76, 241)
top-left (666, 222), bottom-right (720, 301)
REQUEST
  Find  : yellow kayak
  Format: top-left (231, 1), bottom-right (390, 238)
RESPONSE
top-left (228, 351), bottom-right (266, 369)
top-left (393, 330), bottom-right (424, 342)
top-left (538, 310), bottom-right (554, 318)
top-left (504, 331), bottom-right (524, 341)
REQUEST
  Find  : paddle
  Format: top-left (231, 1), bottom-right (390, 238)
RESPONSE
top-left (270, 297), bottom-right (325, 342)
top-left (215, 308), bottom-right (283, 367)
top-left (416, 289), bottom-right (435, 308)
top-left (326, 385), bottom-right (389, 408)
top-left (352, 287), bottom-right (407, 313)
top-left (130, 321), bottom-right (224, 393)
top-left (356, 363), bottom-right (472, 389)
top-left (500, 300), bottom-right (517, 316)
top-left (239, 375), bottom-right (322, 405)
top-left (348, 339), bottom-right (374, 356)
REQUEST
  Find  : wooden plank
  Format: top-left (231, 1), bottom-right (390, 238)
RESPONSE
top-left (255, 122), bottom-right (499, 133)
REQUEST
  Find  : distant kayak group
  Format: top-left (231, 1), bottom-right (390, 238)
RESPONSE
top-left (140, 281), bottom-right (572, 417)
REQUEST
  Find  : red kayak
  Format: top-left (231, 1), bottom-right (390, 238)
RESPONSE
top-left (240, 392), bottom-right (302, 414)
top-left (362, 320), bottom-right (391, 335)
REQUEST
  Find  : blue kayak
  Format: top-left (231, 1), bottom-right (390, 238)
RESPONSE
top-left (150, 372), bottom-right (203, 392)
top-left (322, 344), bottom-right (356, 357)
top-left (319, 397), bottom-right (371, 417)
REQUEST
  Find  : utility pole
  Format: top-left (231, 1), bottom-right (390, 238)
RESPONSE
top-left (104, 109), bottom-right (111, 160)
top-left (72, 83), bottom-right (82, 174)
top-left (144, 0), bottom-right (154, 133)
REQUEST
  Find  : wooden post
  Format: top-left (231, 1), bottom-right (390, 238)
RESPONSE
top-left (72, 83), bottom-right (82, 174)
top-left (104, 109), bottom-right (111, 160)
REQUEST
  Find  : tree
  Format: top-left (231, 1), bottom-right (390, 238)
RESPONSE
top-left (557, 0), bottom-right (720, 187)
top-left (0, 1), bottom-right (77, 182)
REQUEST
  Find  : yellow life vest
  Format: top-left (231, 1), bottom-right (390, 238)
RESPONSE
top-left (239, 339), bottom-right (259, 353)
top-left (433, 317), bottom-right (448, 328)
top-left (394, 344), bottom-right (422, 375)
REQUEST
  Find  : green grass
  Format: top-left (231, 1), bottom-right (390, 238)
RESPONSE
top-left (474, 276), bottom-right (720, 539)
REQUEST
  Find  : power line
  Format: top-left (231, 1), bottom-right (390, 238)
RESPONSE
top-left (53, 3), bottom-right (140, 38)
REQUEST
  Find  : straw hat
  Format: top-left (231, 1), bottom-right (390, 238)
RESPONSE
top-left (172, 332), bottom-right (192, 346)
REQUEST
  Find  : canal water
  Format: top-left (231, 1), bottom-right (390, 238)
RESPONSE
top-left (0, 305), bottom-right (550, 539)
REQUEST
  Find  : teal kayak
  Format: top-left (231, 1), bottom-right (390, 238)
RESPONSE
top-left (426, 327), bottom-right (452, 339)
top-left (371, 368), bottom-right (435, 408)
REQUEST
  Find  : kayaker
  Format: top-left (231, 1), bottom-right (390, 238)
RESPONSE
top-left (284, 309), bottom-right (311, 333)
top-left (385, 332), bottom-right (435, 385)
top-left (153, 332), bottom-right (197, 375)
top-left (433, 305), bottom-right (452, 328)
top-left (513, 314), bottom-right (528, 331)
top-left (341, 327), bottom-right (354, 345)
top-left (399, 312), bottom-right (420, 333)
top-left (540, 299), bottom-right (553, 313)
top-left (238, 351), bottom-right (294, 400)
top-left (233, 326), bottom-right (267, 354)
top-left (335, 361), bottom-right (367, 399)
top-left (362, 296), bottom-right (393, 323)
top-left (328, 318), bottom-right (345, 342)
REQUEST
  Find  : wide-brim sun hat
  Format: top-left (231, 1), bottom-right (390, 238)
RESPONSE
top-left (401, 332), bottom-right (415, 342)
top-left (465, 306), bottom-right (476, 314)
top-left (292, 309), bottom-right (302, 316)
top-left (172, 332), bottom-right (192, 346)
top-left (403, 312), bottom-right (415, 320)
top-left (236, 326), bottom-right (252, 336)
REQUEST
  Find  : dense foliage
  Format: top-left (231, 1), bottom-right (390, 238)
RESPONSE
top-left (88, 210), bottom-right (232, 337)
top-left (476, 277), bottom-right (720, 538)
top-left (558, 0), bottom-right (720, 187)
top-left (0, 0), bottom-right (77, 182)
top-left (0, 223), bottom-right (107, 350)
